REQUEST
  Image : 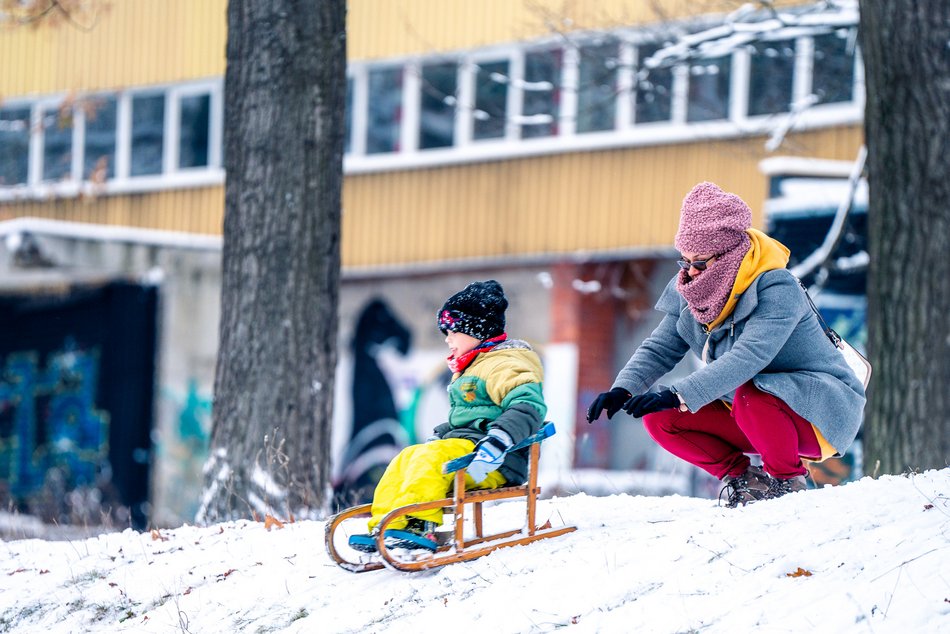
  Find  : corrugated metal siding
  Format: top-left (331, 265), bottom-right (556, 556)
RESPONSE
top-left (347, 1), bottom-right (807, 60)
top-left (341, 125), bottom-right (863, 267)
top-left (0, 187), bottom-right (224, 235)
top-left (0, 0), bottom-right (226, 95)
top-left (0, 125), bottom-right (860, 265)
top-left (1, 0), bottom-right (851, 269)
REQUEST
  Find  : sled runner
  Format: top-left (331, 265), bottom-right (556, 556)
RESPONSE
top-left (325, 422), bottom-right (576, 573)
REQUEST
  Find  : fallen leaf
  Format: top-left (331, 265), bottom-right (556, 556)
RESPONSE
top-left (924, 504), bottom-right (934, 510)
top-left (786, 567), bottom-right (813, 578)
top-left (150, 529), bottom-right (168, 542)
top-left (264, 515), bottom-right (285, 531)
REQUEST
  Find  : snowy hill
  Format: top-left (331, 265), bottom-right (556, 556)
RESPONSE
top-left (2, 469), bottom-right (949, 633)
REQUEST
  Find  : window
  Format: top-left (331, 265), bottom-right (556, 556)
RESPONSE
top-left (0, 107), bottom-right (30, 186)
top-left (474, 60), bottom-right (509, 141)
top-left (687, 55), bottom-right (731, 122)
top-left (366, 66), bottom-right (402, 154)
top-left (179, 93), bottom-right (210, 169)
top-left (576, 40), bottom-right (618, 133)
top-left (748, 39), bottom-right (796, 116)
top-left (344, 77), bottom-right (353, 154)
top-left (522, 49), bottom-right (560, 139)
top-left (813, 29), bottom-right (856, 105)
top-left (0, 80), bottom-right (221, 196)
top-left (41, 103), bottom-right (73, 182)
top-left (84, 95), bottom-right (116, 181)
top-left (634, 43), bottom-right (674, 124)
top-left (1, 15), bottom-right (862, 188)
top-left (130, 93), bottom-right (165, 176)
top-left (419, 62), bottom-right (457, 150)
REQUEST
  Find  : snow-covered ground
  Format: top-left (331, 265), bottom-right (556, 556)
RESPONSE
top-left (2, 468), bottom-right (949, 633)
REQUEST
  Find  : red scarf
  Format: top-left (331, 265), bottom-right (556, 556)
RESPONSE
top-left (447, 334), bottom-right (507, 374)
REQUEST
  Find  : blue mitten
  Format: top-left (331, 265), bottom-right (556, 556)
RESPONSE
top-left (466, 428), bottom-right (513, 484)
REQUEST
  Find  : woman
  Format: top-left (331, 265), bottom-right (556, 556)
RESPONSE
top-left (587, 181), bottom-right (866, 507)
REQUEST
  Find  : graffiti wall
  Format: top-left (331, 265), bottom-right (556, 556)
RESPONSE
top-left (0, 281), bottom-right (157, 528)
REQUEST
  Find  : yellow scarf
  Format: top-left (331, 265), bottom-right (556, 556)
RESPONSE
top-left (705, 228), bottom-right (790, 331)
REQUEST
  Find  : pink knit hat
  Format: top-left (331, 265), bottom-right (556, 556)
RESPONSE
top-left (674, 182), bottom-right (752, 254)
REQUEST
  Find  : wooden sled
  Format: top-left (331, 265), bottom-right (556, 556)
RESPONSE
top-left (325, 422), bottom-right (576, 573)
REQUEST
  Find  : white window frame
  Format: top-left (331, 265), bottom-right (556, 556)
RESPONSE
top-left (1, 17), bottom-right (864, 191)
top-left (168, 81), bottom-right (223, 174)
top-left (0, 79), bottom-right (224, 201)
top-left (468, 47), bottom-right (518, 144)
top-left (415, 56), bottom-right (463, 152)
top-left (347, 65), bottom-right (369, 157)
top-left (0, 99), bottom-right (33, 188)
top-left (34, 97), bottom-right (77, 185)
top-left (343, 15), bottom-right (862, 176)
top-left (75, 92), bottom-right (119, 183)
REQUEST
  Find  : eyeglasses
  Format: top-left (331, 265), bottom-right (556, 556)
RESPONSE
top-left (676, 255), bottom-right (717, 271)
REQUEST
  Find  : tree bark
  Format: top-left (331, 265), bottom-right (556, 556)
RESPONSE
top-left (859, 1), bottom-right (950, 474)
top-left (199, 0), bottom-right (346, 522)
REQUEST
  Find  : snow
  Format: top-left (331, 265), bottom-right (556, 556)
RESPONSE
top-left (0, 217), bottom-right (222, 251)
top-left (3, 469), bottom-right (950, 633)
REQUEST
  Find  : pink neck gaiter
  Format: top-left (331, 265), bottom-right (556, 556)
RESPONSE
top-left (676, 233), bottom-right (750, 327)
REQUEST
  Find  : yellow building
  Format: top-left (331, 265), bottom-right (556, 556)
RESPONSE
top-left (0, 1), bottom-right (864, 525)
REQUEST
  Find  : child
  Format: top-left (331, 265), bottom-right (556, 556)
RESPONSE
top-left (349, 280), bottom-right (546, 552)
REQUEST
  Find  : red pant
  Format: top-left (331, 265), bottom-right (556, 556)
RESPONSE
top-left (642, 383), bottom-right (820, 480)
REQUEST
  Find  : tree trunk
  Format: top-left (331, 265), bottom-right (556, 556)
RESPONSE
top-left (859, 1), bottom-right (950, 475)
top-left (199, 0), bottom-right (346, 522)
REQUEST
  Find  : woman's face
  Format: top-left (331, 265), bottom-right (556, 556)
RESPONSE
top-left (679, 252), bottom-right (718, 279)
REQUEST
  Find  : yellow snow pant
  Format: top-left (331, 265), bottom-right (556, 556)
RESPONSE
top-left (367, 438), bottom-right (507, 531)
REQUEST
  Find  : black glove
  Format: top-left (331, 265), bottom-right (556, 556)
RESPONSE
top-left (622, 389), bottom-right (679, 418)
top-left (586, 387), bottom-right (632, 422)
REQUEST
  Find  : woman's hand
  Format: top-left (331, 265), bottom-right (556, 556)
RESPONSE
top-left (622, 390), bottom-right (679, 418)
top-left (586, 388), bottom-right (632, 422)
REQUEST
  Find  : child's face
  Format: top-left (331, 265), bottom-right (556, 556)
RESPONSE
top-left (445, 330), bottom-right (481, 358)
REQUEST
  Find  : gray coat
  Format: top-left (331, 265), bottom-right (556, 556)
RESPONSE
top-left (613, 269), bottom-right (866, 454)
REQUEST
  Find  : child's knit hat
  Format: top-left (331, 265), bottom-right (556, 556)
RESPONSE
top-left (674, 181), bottom-right (752, 255)
top-left (437, 280), bottom-right (508, 340)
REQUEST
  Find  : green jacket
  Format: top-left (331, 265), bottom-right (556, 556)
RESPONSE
top-left (432, 339), bottom-right (546, 484)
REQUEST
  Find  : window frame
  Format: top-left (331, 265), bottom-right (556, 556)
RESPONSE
top-left (0, 78), bottom-right (223, 201)
top-left (0, 17), bottom-right (863, 193)
top-left (0, 101), bottom-right (32, 187)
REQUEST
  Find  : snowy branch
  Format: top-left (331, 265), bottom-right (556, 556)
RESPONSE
top-left (790, 144), bottom-right (867, 281)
